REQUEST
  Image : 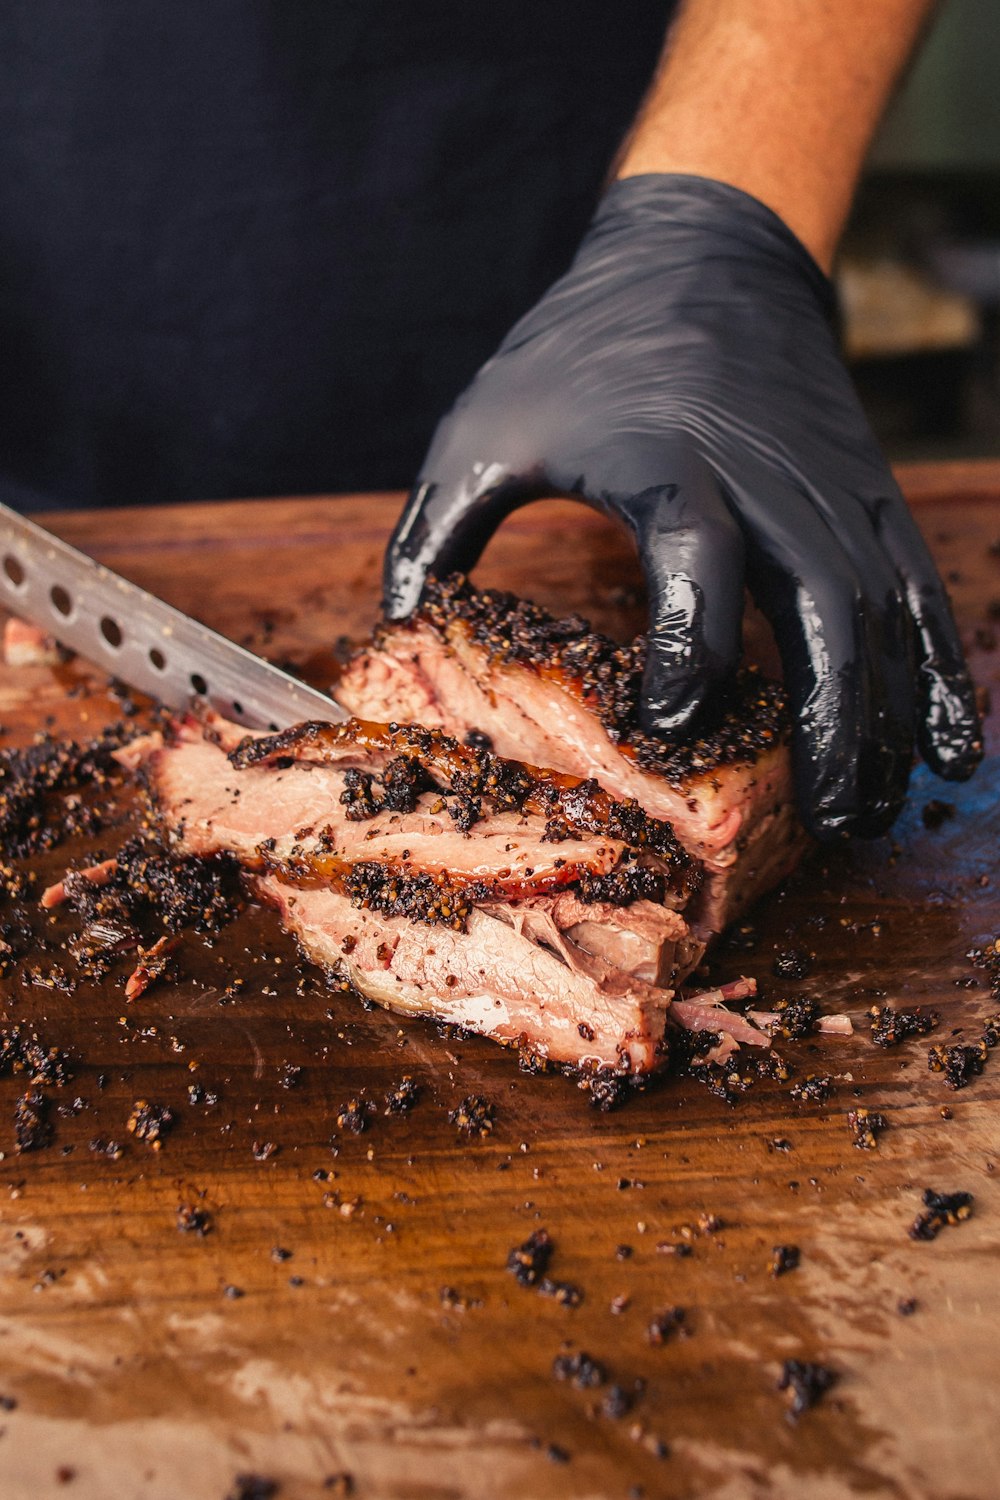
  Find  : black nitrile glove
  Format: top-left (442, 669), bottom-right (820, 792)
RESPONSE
top-left (383, 175), bottom-right (981, 839)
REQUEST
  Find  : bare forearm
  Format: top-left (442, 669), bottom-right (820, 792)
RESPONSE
top-left (616, 0), bottom-right (937, 270)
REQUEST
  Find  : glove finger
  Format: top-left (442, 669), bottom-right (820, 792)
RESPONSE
top-left (575, 447), bottom-right (745, 734)
top-left (727, 469), bottom-right (915, 839)
top-left (866, 488), bottom-right (982, 780)
top-left (382, 400), bottom-right (544, 619)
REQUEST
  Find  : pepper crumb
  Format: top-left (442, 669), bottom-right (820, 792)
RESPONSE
top-left (602, 1385), bottom-right (633, 1419)
top-left (869, 1005), bottom-right (937, 1047)
top-left (647, 1306), bottom-right (686, 1344)
top-left (127, 1100), bottom-right (174, 1149)
top-left (384, 1076), bottom-right (421, 1116)
top-left (770, 1244), bottom-right (800, 1277)
top-left (538, 1276), bottom-right (584, 1307)
top-left (772, 948), bottom-right (812, 980)
top-left (88, 1136), bottom-right (123, 1161)
top-left (847, 1107), bottom-right (887, 1150)
top-left (769, 996), bottom-right (819, 1040)
top-left (176, 1203), bottom-right (213, 1235)
top-left (14, 1087), bottom-right (51, 1152)
top-left (552, 1350), bottom-right (605, 1388)
top-left (790, 1074), bottom-right (833, 1103)
top-left (778, 1359), bottom-right (837, 1418)
top-left (335, 1096), bottom-right (374, 1134)
top-left (506, 1228), bottom-right (552, 1287)
top-left (909, 1188), bottom-right (974, 1241)
top-left (922, 799), bottom-right (955, 830)
top-left (448, 1094), bottom-right (495, 1137)
top-left (928, 1041), bottom-right (987, 1090)
top-left (225, 1477), bottom-right (279, 1500)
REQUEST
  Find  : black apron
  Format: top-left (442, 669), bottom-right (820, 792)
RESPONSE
top-left (0, 2), bottom-right (673, 508)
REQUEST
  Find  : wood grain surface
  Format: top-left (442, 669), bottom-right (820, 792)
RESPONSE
top-left (1, 466), bottom-right (999, 1500)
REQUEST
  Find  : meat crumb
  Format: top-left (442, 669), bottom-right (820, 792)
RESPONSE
top-left (647, 1306), bottom-right (686, 1344)
top-left (772, 948), bottom-right (812, 980)
top-left (538, 1277), bottom-right (584, 1308)
top-left (126, 1100), bottom-right (175, 1149)
top-left (552, 1350), bottom-right (606, 1388)
top-left (909, 1188), bottom-right (974, 1241)
top-left (225, 1477), bottom-right (279, 1500)
top-left (14, 1086), bottom-right (51, 1152)
top-left (602, 1385), bottom-right (633, 1419)
top-left (769, 996), bottom-right (819, 1039)
top-left (847, 1107), bottom-right (887, 1150)
top-left (770, 1244), bottom-right (800, 1277)
top-left (439, 1285), bottom-right (480, 1311)
top-left (334, 1097), bottom-right (374, 1134)
top-left (869, 1005), bottom-right (937, 1047)
top-left (384, 1076), bottom-right (421, 1115)
top-left (656, 1240), bottom-right (692, 1258)
top-left (448, 1094), bottom-right (495, 1137)
top-left (928, 1041), bottom-right (987, 1090)
top-left (778, 1359), bottom-right (837, 1418)
top-left (124, 935), bottom-right (179, 1001)
top-left (88, 1136), bottom-right (123, 1161)
top-left (506, 1229), bottom-right (553, 1287)
top-left (176, 1204), bottom-right (213, 1235)
top-left (922, 799), bottom-right (955, 830)
top-left (790, 1074), bottom-right (833, 1102)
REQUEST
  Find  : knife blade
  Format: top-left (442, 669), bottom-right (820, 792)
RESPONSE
top-left (0, 502), bottom-right (346, 730)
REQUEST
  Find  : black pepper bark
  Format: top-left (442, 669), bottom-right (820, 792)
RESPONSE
top-left (372, 575), bottom-right (791, 784)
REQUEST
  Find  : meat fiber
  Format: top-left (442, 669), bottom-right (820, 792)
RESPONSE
top-left (121, 715), bottom-right (776, 1076)
top-left (336, 577), bottom-right (808, 934)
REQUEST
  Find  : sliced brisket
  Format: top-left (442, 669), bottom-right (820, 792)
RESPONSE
top-left (336, 577), bottom-right (807, 933)
top-left (122, 716), bottom-right (774, 1073)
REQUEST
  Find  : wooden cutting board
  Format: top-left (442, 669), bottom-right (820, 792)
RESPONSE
top-left (1, 464), bottom-right (1000, 1500)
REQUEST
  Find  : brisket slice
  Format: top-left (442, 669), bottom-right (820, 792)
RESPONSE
top-left (259, 877), bottom-right (674, 1073)
top-left (124, 720), bottom-right (774, 1071)
top-left (336, 576), bottom-right (808, 934)
top-left (147, 718), bottom-right (696, 907)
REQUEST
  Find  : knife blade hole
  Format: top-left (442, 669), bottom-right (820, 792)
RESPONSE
top-left (232, 700), bottom-right (243, 715)
top-left (50, 585), bottom-right (72, 617)
top-left (149, 648), bottom-right (166, 672)
top-left (268, 722), bottom-right (279, 732)
top-left (100, 616), bottom-right (123, 649)
top-left (190, 672), bottom-right (208, 697)
top-left (3, 555), bottom-right (25, 588)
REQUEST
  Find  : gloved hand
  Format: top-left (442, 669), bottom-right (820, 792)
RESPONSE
top-left (383, 174), bottom-right (981, 839)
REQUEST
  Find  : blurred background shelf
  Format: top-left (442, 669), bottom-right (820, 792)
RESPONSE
top-left (842, 0), bottom-right (1000, 461)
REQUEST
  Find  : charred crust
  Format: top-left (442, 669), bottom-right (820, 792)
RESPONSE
top-left (576, 862), bottom-right (666, 906)
top-left (233, 719), bottom-right (699, 896)
top-left (377, 574), bottom-right (790, 782)
top-left (0, 722), bottom-right (134, 860)
top-left (62, 837), bottom-right (244, 937)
